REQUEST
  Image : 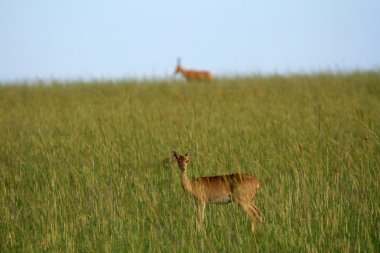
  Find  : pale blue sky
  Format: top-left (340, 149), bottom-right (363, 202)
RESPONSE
top-left (1, 0), bottom-right (379, 81)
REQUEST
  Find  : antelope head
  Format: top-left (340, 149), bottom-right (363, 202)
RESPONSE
top-left (172, 151), bottom-right (189, 172)
top-left (174, 58), bottom-right (183, 75)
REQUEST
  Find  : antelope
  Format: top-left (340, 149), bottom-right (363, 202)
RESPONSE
top-left (172, 151), bottom-right (262, 231)
top-left (174, 58), bottom-right (213, 82)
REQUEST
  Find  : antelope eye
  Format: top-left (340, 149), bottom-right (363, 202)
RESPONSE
top-left (186, 160), bottom-right (189, 163)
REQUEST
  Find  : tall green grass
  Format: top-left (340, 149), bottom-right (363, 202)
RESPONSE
top-left (1, 72), bottom-right (379, 252)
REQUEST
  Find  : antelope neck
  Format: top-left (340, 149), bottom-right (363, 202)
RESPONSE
top-left (180, 170), bottom-right (192, 193)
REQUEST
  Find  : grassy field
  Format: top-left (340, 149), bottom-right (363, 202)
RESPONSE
top-left (1, 72), bottom-right (379, 252)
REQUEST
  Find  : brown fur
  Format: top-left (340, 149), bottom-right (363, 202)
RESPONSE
top-left (172, 151), bottom-right (262, 231)
top-left (175, 65), bottom-right (213, 82)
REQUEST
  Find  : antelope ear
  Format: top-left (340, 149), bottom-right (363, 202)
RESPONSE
top-left (172, 151), bottom-right (178, 159)
top-left (185, 151), bottom-right (190, 158)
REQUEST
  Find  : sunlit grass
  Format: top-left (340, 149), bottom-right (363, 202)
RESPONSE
top-left (1, 72), bottom-right (379, 252)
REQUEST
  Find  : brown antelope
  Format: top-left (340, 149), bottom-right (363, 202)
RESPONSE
top-left (172, 151), bottom-right (262, 231)
top-left (174, 58), bottom-right (213, 82)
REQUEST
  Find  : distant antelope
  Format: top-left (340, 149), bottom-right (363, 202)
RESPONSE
top-left (174, 58), bottom-right (213, 82)
top-left (172, 151), bottom-right (262, 231)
